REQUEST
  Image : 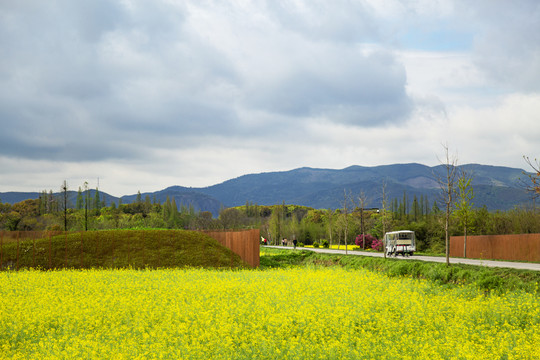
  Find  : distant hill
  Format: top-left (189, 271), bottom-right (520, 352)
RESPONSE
top-left (1, 163), bottom-right (533, 214)
top-left (198, 163), bottom-right (530, 211)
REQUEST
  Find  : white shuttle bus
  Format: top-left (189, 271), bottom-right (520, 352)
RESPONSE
top-left (384, 230), bottom-right (416, 257)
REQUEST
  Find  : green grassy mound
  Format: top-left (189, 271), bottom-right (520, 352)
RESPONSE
top-left (0, 230), bottom-right (247, 270)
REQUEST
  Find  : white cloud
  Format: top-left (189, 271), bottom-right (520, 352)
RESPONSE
top-left (461, 0), bottom-right (540, 92)
top-left (0, 0), bottom-right (539, 195)
top-left (446, 93), bottom-right (540, 166)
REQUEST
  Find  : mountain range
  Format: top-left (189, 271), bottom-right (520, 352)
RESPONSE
top-left (0, 163), bottom-right (533, 216)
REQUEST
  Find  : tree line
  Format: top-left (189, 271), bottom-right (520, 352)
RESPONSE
top-left (1, 153), bottom-right (539, 256)
top-left (1, 187), bottom-right (540, 255)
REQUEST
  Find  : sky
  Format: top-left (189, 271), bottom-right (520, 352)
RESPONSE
top-left (1, 0), bottom-right (539, 197)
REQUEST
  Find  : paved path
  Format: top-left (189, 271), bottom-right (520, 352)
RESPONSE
top-left (265, 245), bottom-right (540, 271)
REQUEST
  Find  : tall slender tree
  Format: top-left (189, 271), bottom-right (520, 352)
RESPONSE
top-left (436, 144), bottom-right (458, 266)
top-left (455, 170), bottom-right (474, 258)
top-left (61, 180), bottom-right (69, 231)
top-left (341, 189), bottom-right (351, 254)
top-left (358, 190), bottom-right (367, 250)
top-left (325, 208), bottom-right (334, 247)
top-left (49, 190), bottom-right (56, 212)
top-left (76, 187), bottom-right (83, 210)
top-left (411, 195), bottom-right (419, 222)
top-left (268, 207), bottom-right (282, 245)
top-left (84, 182), bottom-right (89, 231)
top-left (163, 196), bottom-right (171, 223)
top-left (170, 197), bottom-right (179, 226)
top-left (380, 180), bottom-right (391, 259)
top-left (93, 187), bottom-right (101, 213)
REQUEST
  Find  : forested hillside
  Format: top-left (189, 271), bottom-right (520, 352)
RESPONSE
top-left (0, 163), bottom-right (532, 213)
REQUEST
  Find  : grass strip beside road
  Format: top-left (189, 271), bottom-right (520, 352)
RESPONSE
top-left (260, 247), bottom-right (540, 294)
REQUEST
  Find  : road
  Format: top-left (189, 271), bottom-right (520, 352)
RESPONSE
top-left (265, 245), bottom-right (540, 271)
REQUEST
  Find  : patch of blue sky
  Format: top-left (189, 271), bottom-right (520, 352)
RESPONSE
top-left (401, 27), bottom-right (473, 52)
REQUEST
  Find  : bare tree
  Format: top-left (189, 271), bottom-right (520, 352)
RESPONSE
top-left (380, 180), bottom-right (391, 259)
top-left (358, 191), bottom-right (367, 250)
top-left (521, 156), bottom-right (540, 208)
top-left (435, 144), bottom-right (458, 266)
top-left (326, 208), bottom-right (334, 247)
top-left (341, 189), bottom-right (352, 254)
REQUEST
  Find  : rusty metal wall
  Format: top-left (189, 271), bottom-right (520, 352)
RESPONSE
top-left (203, 229), bottom-right (260, 268)
top-left (450, 234), bottom-right (540, 262)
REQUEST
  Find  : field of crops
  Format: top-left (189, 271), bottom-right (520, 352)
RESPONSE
top-left (1, 267), bottom-right (539, 359)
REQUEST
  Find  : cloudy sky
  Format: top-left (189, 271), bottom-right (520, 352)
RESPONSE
top-left (1, 0), bottom-right (539, 196)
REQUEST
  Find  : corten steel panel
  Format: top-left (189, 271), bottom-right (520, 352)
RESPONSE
top-left (529, 236), bottom-right (540, 262)
top-left (450, 236), bottom-right (463, 257)
top-left (451, 234), bottom-right (540, 262)
top-left (203, 229), bottom-right (260, 268)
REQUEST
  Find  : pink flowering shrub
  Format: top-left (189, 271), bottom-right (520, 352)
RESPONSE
top-left (355, 234), bottom-right (377, 249)
top-left (371, 238), bottom-right (383, 251)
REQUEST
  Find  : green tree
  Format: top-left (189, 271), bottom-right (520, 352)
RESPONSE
top-left (289, 212), bottom-right (301, 243)
top-left (60, 180), bottom-right (69, 231)
top-left (411, 195), bottom-right (420, 222)
top-left (454, 171), bottom-right (474, 257)
top-left (402, 191), bottom-right (408, 219)
top-left (93, 187), bottom-right (101, 214)
top-left (144, 195), bottom-right (152, 215)
top-left (424, 195), bottom-right (430, 216)
top-left (170, 197), bottom-right (179, 227)
top-left (268, 207), bottom-right (282, 245)
top-left (38, 190), bottom-right (46, 215)
top-left (4, 211), bottom-right (22, 231)
top-left (357, 191), bottom-right (368, 250)
top-left (163, 196), bottom-right (171, 224)
top-left (84, 182), bottom-right (90, 231)
top-left (49, 190), bottom-right (57, 212)
top-left (76, 187), bottom-right (83, 210)
top-left (325, 209), bottom-right (335, 247)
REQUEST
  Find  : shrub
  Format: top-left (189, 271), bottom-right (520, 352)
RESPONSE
top-left (476, 273), bottom-right (503, 292)
top-left (313, 242), bottom-right (320, 248)
top-left (371, 238), bottom-right (383, 251)
top-left (355, 234), bottom-right (377, 249)
top-left (428, 241), bottom-right (445, 256)
top-left (298, 243), bottom-right (304, 247)
top-left (321, 239), bottom-right (329, 248)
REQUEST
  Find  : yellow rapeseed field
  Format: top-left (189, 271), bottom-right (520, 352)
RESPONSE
top-left (1, 267), bottom-right (539, 359)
